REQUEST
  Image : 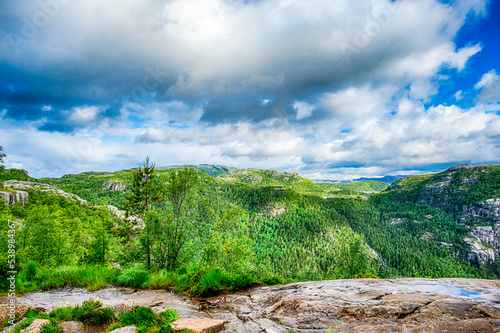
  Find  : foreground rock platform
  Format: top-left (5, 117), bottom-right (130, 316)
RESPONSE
top-left (3, 278), bottom-right (500, 332)
top-left (202, 278), bottom-right (500, 332)
top-left (170, 318), bottom-right (226, 333)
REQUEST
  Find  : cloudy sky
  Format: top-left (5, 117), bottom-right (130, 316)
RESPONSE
top-left (1, 0), bottom-right (499, 180)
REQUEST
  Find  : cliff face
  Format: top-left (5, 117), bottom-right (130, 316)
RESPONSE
top-left (0, 190), bottom-right (29, 206)
top-left (461, 199), bottom-right (500, 266)
top-left (386, 164), bottom-right (500, 267)
top-left (103, 181), bottom-right (126, 191)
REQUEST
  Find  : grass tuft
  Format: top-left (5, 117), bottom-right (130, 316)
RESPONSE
top-left (116, 268), bottom-right (149, 288)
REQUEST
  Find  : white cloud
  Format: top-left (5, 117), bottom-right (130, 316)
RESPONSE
top-left (66, 106), bottom-right (100, 125)
top-left (475, 70), bottom-right (499, 89)
top-left (294, 101), bottom-right (314, 120)
top-left (1, 0), bottom-right (497, 180)
top-left (474, 70), bottom-right (500, 104)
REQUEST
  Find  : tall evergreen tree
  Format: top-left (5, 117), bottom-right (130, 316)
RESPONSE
top-left (125, 156), bottom-right (161, 268)
top-left (0, 146), bottom-right (6, 172)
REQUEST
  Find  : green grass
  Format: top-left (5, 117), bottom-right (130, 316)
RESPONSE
top-left (46, 302), bottom-right (178, 333)
top-left (118, 307), bottom-right (179, 333)
top-left (9, 309), bottom-right (62, 333)
top-left (116, 267), bottom-right (149, 288)
top-left (15, 266), bottom-right (118, 294)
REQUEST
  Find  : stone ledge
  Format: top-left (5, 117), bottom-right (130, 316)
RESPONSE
top-left (170, 318), bottom-right (226, 333)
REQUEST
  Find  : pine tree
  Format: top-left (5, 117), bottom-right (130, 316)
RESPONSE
top-left (125, 156), bottom-right (161, 268)
top-left (0, 146), bottom-right (6, 172)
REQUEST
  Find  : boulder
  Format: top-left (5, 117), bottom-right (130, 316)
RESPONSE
top-left (59, 321), bottom-right (84, 333)
top-left (19, 319), bottom-right (51, 333)
top-left (170, 318), bottom-right (226, 333)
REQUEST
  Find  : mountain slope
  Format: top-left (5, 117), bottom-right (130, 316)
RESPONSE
top-left (370, 164), bottom-right (500, 271)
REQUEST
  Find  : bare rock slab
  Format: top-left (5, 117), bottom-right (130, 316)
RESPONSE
top-left (110, 325), bottom-right (138, 333)
top-left (170, 318), bottom-right (226, 333)
top-left (59, 321), bottom-right (84, 333)
top-left (20, 319), bottom-right (51, 333)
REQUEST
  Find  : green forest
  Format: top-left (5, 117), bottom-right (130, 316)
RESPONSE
top-left (1, 147), bottom-right (499, 297)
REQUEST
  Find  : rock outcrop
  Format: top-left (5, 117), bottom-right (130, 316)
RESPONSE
top-left (387, 165), bottom-right (500, 268)
top-left (106, 205), bottom-right (144, 229)
top-left (103, 182), bottom-right (127, 192)
top-left (6, 279), bottom-right (500, 333)
top-left (0, 180), bottom-right (142, 228)
top-left (1, 180), bottom-right (88, 206)
top-left (0, 190), bottom-right (28, 206)
top-left (204, 278), bottom-right (500, 332)
top-left (170, 318), bottom-right (226, 333)
top-left (461, 198), bottom-right (500, 266)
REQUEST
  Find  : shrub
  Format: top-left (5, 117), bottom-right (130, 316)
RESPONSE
top-left (40, 319), bottom-right (62, 333)
top-left (22, 261), bottom-right (39, 282)
top-left (258, 274), bottom-right (284, 286)
top-left (106, 322), bottom-right (123, 332)
top-left (36, 266), bottom-right (118, 290)
top-left (146, 270), bottom-right (175, 289)
top-left (120, 306), bottom-right (157, 328)
top-left (117, 268), bottom-right (148, 288)
top-left (72, 300), bottom-right (114, 327)
top-left (161, 308), bottom-right (179, 325)
top-left (193, 268), bottom-right (254, 295)
top-left (49, 307), bottom-right (74, 321)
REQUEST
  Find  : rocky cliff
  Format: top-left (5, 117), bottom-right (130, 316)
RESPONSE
top-left (103, 181), bottom-right (127, 191)
top-left (0, 190), bottom-right (28, 206)
top-left (386, 164), bottom-right (500, 267)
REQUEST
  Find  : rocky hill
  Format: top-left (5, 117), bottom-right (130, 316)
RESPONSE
top-left (382, 164), bottom-right (500, 267)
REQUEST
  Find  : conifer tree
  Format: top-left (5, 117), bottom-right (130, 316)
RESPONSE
top-left (0, 146), bottom-right (6, 172)
top-left (125, 156), bottom-right (161, 268)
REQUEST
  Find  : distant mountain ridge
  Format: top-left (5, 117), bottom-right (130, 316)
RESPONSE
top-left (354, 175), bottom-right (407, 184)
top-left (158, 164), bottom-right (236, 178)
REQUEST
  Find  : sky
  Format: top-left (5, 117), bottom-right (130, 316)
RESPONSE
top-left (1, 0), bottom-right (499, 180)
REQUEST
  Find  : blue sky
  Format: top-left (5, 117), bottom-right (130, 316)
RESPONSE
top-left (1, 0), bottom-right (499, 180)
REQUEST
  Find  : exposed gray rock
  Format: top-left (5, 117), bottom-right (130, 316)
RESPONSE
top-left (445, 164), bottom-right (488, 172)
top-left (59, 321), bottom-right (84, 333)
top-left (6, 279), bottom-right (500, 333)
top-left (19, 319), bottom-right (50, 333)
top-left (103, 182), bottom-right (126, 192)
top-left (461, 198), bottom-right (500, 266)
top-left (106, 205), bottom-right (144, 229)
top-left (170, 319), bottom-right (226, 333)
top-left (110, 325), bottom-right (137, 333)
top-left (1, 180), bottom-right (142, 228)
top-left (464, 236), bottom-right (496, 266)
top-left (0, 190), bottom-right (28, 206)
top-left (462, 198), bottom-right (500, 223)
top-left (2, 180), bottom-right (88, 206)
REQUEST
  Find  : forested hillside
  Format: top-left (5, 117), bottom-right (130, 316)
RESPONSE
top-left (0, 161), bottom-right (498, 297)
